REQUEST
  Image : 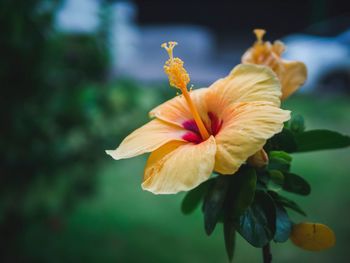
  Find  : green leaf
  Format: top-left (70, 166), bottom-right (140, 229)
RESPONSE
top-left (268, 151), bottom-right (291, 172)
top-left (269, 151), bottom-right (292, 163)
top-left (274, 205), bottom-right (292, 243)
top-left (289, 114), bottom-right (305, 134)
top-left (282, 173), bottom-right (311, 196)
top-left (294, 129), bottom-right (350, 152)
top-left (181, 179), bottom-right (213, 214)
top-left (269, 170), bottom-right (284, 186)
top-left (267, 170), bottom-right (284, 191)
top-left (268, 191), bottom-right (307, 216)
top-left (268, 158), bottom-right (290, 172)
top-left (227, 167), bottom-right (257, 219)
top-left (265, 128), bottom-right (297, 153)
top-left (256, 170), bottom-right (269, 186)
top-left (236, 191), bottom-right (276, 247)
top-left (223, 219), bottom-right (236, 262)
top-left (203, 176), bottom-right (230, 235)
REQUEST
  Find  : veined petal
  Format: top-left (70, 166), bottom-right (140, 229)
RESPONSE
top-left (142, 136), bottom-right (216, 194)
top-left (106, 119), bottom-right (186, 160)
top-left (214, 102), bottom-right (290, 174)
top-left (281, 60), bottom-right (307, 100)
top-left (208, 64), bottom-right (282, 109)
top-left (149, 88), bottom-right (209, 127)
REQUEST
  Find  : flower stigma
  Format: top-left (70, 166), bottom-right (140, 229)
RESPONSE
top-left (254, 28), bottom-right (266, 43)
top-left (161, 41), bottom-right (210, 141)
top-left (249, 29), bottom-right (284, 73)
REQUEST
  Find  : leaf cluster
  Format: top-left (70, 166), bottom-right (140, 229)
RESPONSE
top-left (181, 114), bottom-right (350, 261)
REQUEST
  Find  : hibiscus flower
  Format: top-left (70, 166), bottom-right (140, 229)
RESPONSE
top-left (242, 29), bottom-right (307, 100)
top-left (106, 42), bottom-right (290, 194)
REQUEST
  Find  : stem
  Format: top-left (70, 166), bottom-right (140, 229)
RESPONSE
top-left (262, 243), bottom-right (272, 263)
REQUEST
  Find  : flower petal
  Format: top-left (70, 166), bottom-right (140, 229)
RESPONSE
top-left (281, 60), bottom-right (307, 100)
top-left (149, 88), bottom-right (209, 127)
top-left (241, 47), bottom-right (254, 63)
top-left (214, 102), bottom-right (290, 174)
top-left (106, 119), bottom-right (186, 160)
top-left (142, 136), bottom-right (216, 194)
top-left (271, 40), bottom-right (285, 56)
top-left (208, 64), bottom-right (282, 108)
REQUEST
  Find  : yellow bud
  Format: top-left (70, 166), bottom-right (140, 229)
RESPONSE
top-left (290, 222), bottom-right (336, 251)
top-left (248, 149), bottom-right (269, 168)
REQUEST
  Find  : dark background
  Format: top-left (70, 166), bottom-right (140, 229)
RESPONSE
top-left (136, 0), bottom-right (349, 36)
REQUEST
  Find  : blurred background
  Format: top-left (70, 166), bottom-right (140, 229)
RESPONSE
top-left (0, 0), bottom-right (349, 262)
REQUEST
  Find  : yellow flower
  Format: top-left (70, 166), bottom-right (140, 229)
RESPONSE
top-left (290, 222), bottom-right (336, 251)
top-left (106, 42), bottom-right (290, 194)
top-left (242, 29), bottom-right (307, 100)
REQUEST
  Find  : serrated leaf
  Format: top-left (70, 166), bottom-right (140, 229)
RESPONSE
top-left (223, 219), bottom-right (236, 262)
top-left (181, 179), bottom-right (213, 214)
top-left (282, 173), bottom-right (311, 196)
top-left (294, 129), bottom-right (350, 152)
top-left (274, 205), bottom-right (292, 242)
top-left (203, 176), bottom-right (230, 235)
top-left (236, 191), bottom-right (276, 247)
top-left (268, 191), bottom-right (307, 216)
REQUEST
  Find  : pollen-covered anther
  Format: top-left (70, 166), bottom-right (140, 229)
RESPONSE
top-left (161, 41), bottom-right (190, 90)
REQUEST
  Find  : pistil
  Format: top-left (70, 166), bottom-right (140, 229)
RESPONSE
top-left (254, 29), bottom-right (266, 43)
top-left (162, 42), bottom-right (210, 140)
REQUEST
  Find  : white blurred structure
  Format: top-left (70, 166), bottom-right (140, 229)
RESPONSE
top-left (55, 0), bottom-right (100, 33)
top-left (283, 30), bottom-right (350, 93)
top-left (108, 1), bottom-right (223, 84)
top-left (109, 1), bottom-right (140, 75)
top-left (54, 0), bottom-right (238, 85)
top-left (123, 25), bottom-right (225, 84)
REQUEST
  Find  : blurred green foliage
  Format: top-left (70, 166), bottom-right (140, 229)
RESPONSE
top-left (0, 1), bottom-right (171, 261)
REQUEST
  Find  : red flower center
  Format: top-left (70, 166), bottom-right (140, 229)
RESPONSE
top-left (182, 112), bottom-right (223, 144)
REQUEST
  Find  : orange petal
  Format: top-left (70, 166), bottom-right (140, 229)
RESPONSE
top-left (241, 47), bottom-right (254, 64)
top-left (142, 136), bottom-right (216, 194)
top-left (214, 102), bottom-right (290, 174)
top-left (208, 64), bottom-right (282, 111)
top-left (272, 40), bottom-right (285, 56)
top-left (290, 222), bottom-right (336, 251)
top-left (149, 88), bottom-right (209, 127)
top-left (281, 60), bottom-right (307, 100)
top-left (106, 119), bottom-right (186, 160)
